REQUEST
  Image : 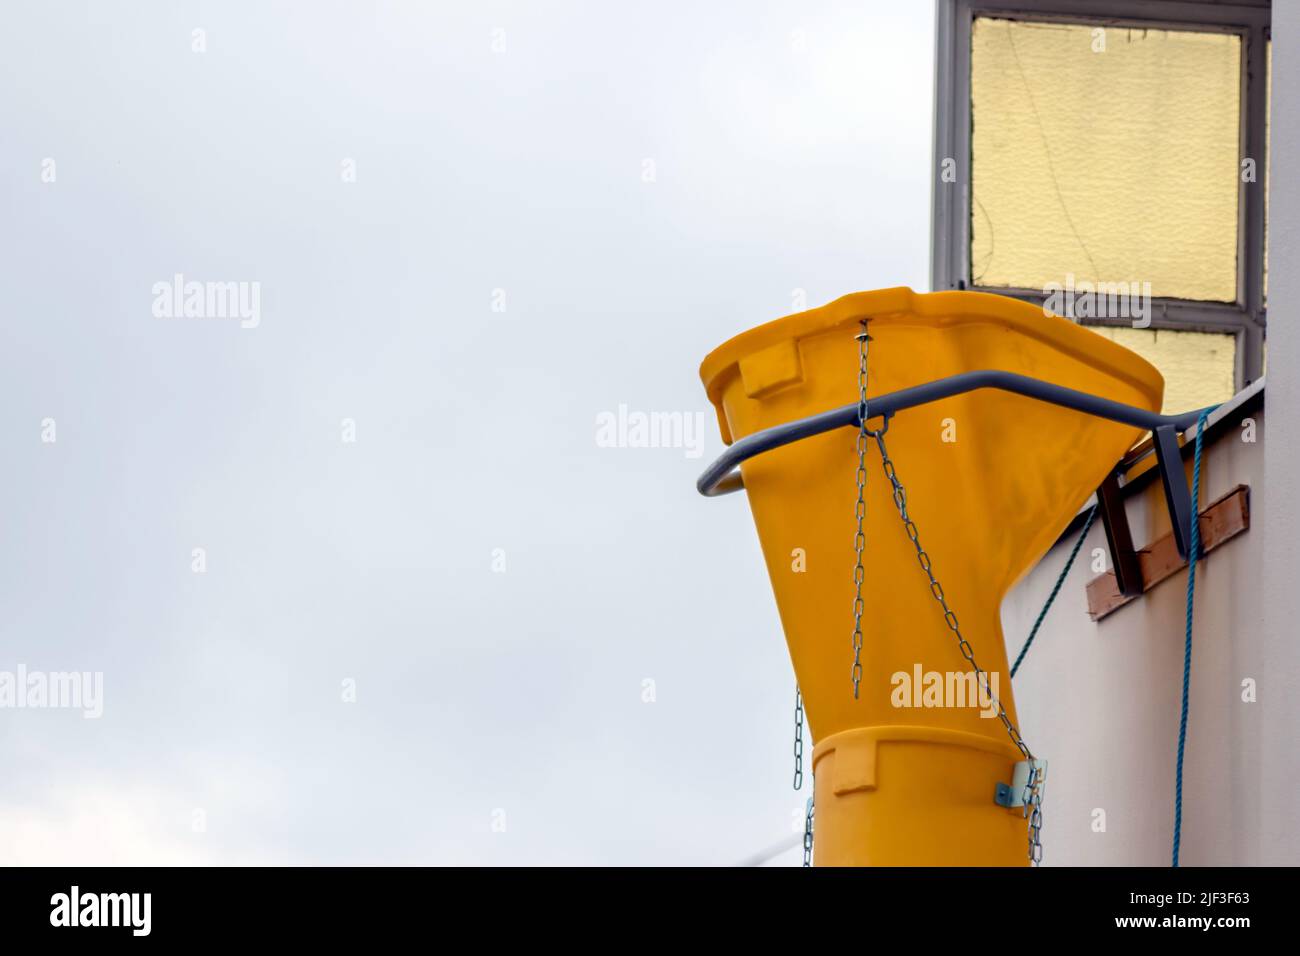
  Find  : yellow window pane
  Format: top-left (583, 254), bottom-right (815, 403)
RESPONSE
top-left (971, 19), bottom-right (1241, 302)
top-left (1091, 327), bottom-right (1235, 413)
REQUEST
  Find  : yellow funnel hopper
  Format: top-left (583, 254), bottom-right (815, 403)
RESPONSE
top-left (699, 288), bottom-right (1164, 866)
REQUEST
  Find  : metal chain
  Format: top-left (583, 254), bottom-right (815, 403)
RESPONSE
top-left (793, 684), bottom-right (804, 790)
top-left (871, 424), bottom-right (1045, 865)
top-left (851, 321), bottom-right (871, 698)
top-left (796, 685), bottom-right (811, 866)
top-left (802, 793), bottom-right (814, 867)
top-left (1025, 763), bottom-right (1045, 864)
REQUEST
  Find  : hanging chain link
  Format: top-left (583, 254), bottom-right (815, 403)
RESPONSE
top-left (871, 428), bottom-right (1032, 760)
top-left (1025, 763), bottom-right (1045, 864)
top-left (793, 684), bottom-right (804, 790)
top-left (803, 793), bottom-right (814, 867)
top-left (850, 321), bottom-right (871, 698)
top-left (870, 423), bottom-right (1044, 864)
top-left (795, 684), bottom-right (812, 865)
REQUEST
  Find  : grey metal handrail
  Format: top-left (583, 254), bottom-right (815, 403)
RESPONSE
top-left (696, 369), bottom-right (1217, 561)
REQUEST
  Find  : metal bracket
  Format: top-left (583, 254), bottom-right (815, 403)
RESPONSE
top-left (1096, 469), bottom-right (1144, 597)
top-left (994, 758), bottom-right (1047, 809)
top-left (1092, 425), bottom-right (1198, 591)
top-left (1153, 424), bottom-right (1195, 560)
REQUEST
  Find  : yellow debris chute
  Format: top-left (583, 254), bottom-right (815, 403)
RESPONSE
top-left (699, 288), bottom-right (1164, 866)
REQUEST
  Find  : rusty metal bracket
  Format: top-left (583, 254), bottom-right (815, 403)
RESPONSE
top-left (1086, 485), bottom-right (1251, 620)
top-left (1096, 469), bottom-right (1144, 598)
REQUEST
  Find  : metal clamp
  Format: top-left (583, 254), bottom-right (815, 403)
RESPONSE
top-left (994, 758), bottom-right (1048, 809)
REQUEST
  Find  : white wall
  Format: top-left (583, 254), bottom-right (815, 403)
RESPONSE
top-left (1257, 0), bottom-right (1300, 868)
top-left (1003, 411), bottom-right (1266, 865)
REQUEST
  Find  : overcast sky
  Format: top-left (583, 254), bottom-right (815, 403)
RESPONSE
top-left (0, 0), bottom-right (934, 864)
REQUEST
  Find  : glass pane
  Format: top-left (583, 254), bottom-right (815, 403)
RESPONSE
top-left (971, 18), bottom-right (1241, 302)
top-left (1091, 327), bottom-right (1236, 413)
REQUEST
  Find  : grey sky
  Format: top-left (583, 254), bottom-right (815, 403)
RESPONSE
top-left (0, 0), bottom-right (934, 864)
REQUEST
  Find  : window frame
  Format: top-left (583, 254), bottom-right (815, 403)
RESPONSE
top-left (931, 0), bottom-right (1270, 389)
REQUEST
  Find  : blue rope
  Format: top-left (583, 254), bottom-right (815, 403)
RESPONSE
top-left (1010, 503), bottom-right (1098, 679)
top-left (1172, 412), bottom-right (1209, 868)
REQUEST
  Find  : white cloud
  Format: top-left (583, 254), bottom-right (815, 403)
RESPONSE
top-left (0, 783), bottom-right (213, 866)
